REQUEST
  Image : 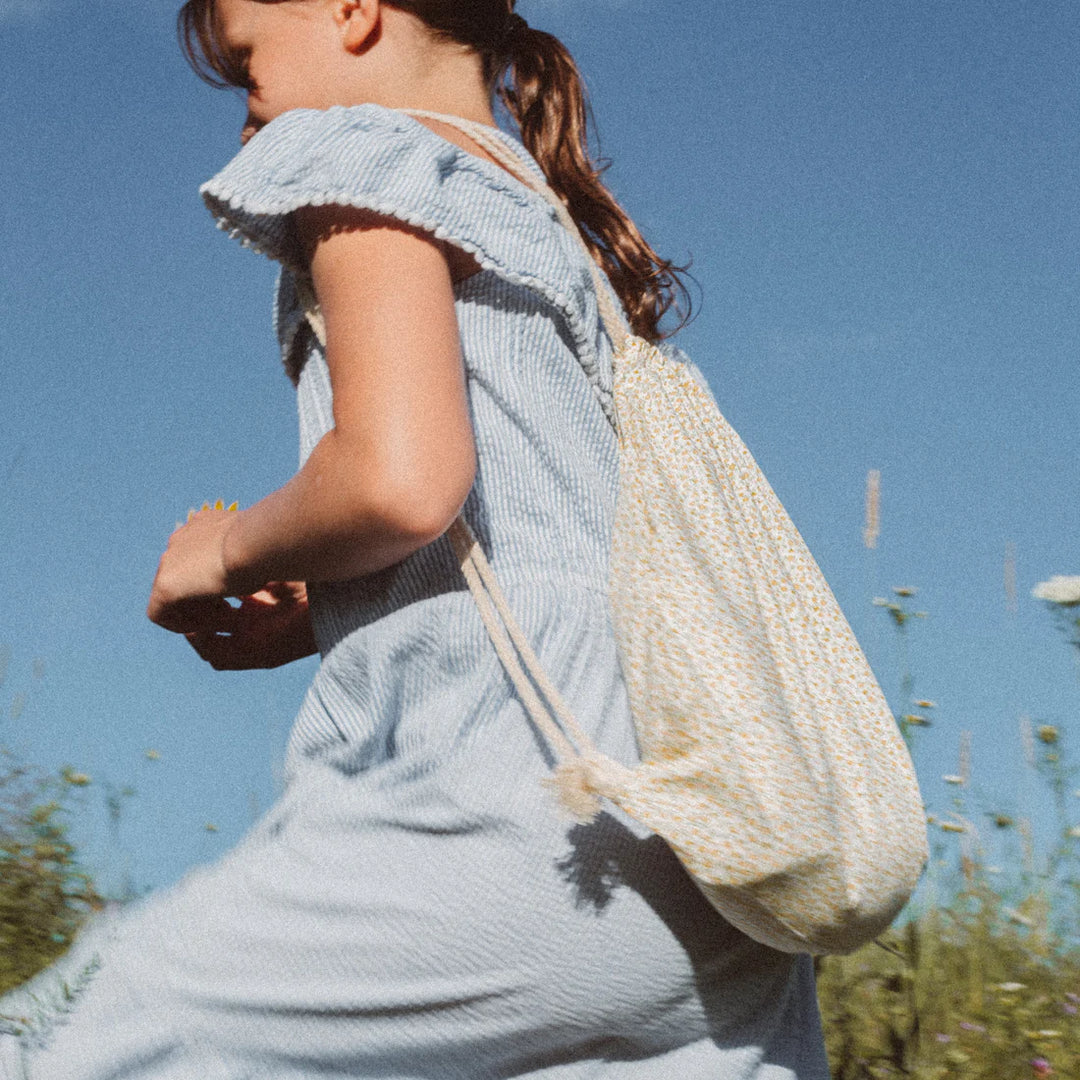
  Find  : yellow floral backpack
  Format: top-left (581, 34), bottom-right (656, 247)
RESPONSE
top-left (305, 109), bottom-right (929, 956)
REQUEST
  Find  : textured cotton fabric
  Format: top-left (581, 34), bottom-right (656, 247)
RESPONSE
top-left (0, 105), bottom-right (830, 1079)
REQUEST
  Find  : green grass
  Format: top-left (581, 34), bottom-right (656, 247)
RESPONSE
top-left (818, 888), bottom-right (1080, 1078)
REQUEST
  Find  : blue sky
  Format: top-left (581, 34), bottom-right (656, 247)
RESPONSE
top-left (1, 0), bottom-right (1078, 899)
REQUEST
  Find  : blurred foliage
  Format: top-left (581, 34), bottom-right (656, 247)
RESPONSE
top-left (0, 647), bottom-right (103, 997)
top-left (818, 882), bottom-right (1080, 1078)
top-left (0, 748), bottom-right (102, 998)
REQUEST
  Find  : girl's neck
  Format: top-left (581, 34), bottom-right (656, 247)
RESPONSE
top-left (377, 86), bottom-right (497, 129)
top-left (347, 10), bottom-right (497, 128)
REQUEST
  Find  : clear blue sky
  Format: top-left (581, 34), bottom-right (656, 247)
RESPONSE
top-left (1, 0), bottom-right (1078, 900)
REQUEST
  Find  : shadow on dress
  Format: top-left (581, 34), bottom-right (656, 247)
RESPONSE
top-left (550, 811), bottom-right (818, 1074)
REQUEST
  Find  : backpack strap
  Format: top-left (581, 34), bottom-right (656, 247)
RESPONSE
top-left (397, 112), bottom-right (639, 810)
top-left (300, 294), bottom-right (625, 816)
top-left (444, 515), bottom-right (634, 820)
top-left (400, 109), bottom-right (633, 353)
top-left (297, 108), bottom-right (634, 819)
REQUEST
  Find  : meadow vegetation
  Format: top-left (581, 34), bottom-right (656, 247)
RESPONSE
top-left (817, 584), bottom-right (1080, 1079)
top-left (0, 662), bottom-right (102, 997)
top-left (2, 582), bottom-right (1079, 1078)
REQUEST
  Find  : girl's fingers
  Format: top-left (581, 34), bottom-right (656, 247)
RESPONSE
top-left (245, 580), bottom-right (308, 604)
top-left (185, 630), bottom-right (251, 671)
top-left (153, 596), bottom-right (241, 635)
top-left (239, 588), bottom-right (285, 609)
top-left (185, 624), bottom-right (293, 670)
top-left (183, 596), bottom-right (316, 670)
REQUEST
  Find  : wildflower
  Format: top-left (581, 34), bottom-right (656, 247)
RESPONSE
top-left (1004, 908), bottom-right (1035, 928)
top-left (940, 822), bottom-right (965, 833)
top-left (958, 730), bottom-right (971, 785)
top-left (60, 766), bottom-right (91, 787)
top-left (935, 1032), bottom-right (951, 1043)
top-left (144, 749), bottom-right (161, 761)
top-left (892, 586), bottom-right (918, 597)
top-left (1037, 725), bottom-right (1059, 745)
top-left (959, 1021), bottom-right (987, 1034)
top-left (863, 470), bottom-right (880, 550)
top-left (1036, 1031), bottom-right (1061, 1039)
top-left (996, 982), bottom-right (1027, 993)
top-left (992, 814), bottom-right (1014, 829)
top-left (943, 775), bottom-right (964, 785)
top-left (914, 699), bottom-right (936, 709)
top-left (1030, 1057), bottom-right (1053, 1077)
top-left (204, 823), bottom-right (218, 833)
top-left (1067, 826), bottom-right (1080, 840)
top-left (1062, 1003), bottom-right (1077, 1016)
top-left (186, 499), bottom-right (239, 523)
top-left (1066, 993), bottom-right (1080, 1004)
top-left (1031, 575), bottom-right (1080, 606)
top-left (903, 714), bottom-right (931, 727)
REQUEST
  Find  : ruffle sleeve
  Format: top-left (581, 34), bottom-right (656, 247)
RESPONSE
top-left (200, 105), bottom-right (605, 386)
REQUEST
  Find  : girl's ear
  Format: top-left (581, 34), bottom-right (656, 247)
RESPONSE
top-left (335, 0), bottom-right (379, 55)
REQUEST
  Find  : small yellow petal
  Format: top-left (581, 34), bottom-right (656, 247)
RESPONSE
top-left (201, 502), bottom-right (210, 512)
top-left (213, 499), bottom-right (224, 511)
top-left (227, 502), bottom-right (238, 512)
top-left (187, 509), bottom-right (195, 523)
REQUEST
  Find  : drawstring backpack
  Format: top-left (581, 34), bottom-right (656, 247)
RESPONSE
top-left (301, 109), bottom-right (929, 956)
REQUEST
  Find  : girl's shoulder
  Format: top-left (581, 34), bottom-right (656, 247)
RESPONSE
top-left (203, 104), bottom-right (610, 402)
top-left (200, 104), bottom-right (576, 285)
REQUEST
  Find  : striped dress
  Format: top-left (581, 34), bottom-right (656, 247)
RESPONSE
top-left (0, 105), bottom-right (830, 1080)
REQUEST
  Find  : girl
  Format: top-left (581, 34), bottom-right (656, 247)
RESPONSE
top-left (0, 1), bottom-right (831, 1077)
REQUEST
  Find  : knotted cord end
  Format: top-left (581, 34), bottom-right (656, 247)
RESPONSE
top-left (544, 755), bottom-right (633, 825)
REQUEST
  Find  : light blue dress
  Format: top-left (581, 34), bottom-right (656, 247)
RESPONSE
top-left (0, 105), bottom-right (830, 1080)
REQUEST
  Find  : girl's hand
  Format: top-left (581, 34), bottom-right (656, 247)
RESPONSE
top-left (148, 509), bottom-right (248, 634)
top-left (184, 581), bottom-right (318, 670)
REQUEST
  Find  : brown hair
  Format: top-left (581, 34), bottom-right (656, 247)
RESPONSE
top-left (178, 0), bottom-right (692, 342)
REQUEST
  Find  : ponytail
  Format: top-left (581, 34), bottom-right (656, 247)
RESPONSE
top-left (493, 22), bottom-right (692, 343)
top-left (386, 1), bottom-right (692, 343)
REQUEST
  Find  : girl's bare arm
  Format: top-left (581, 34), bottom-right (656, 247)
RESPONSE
top-left (148, 209), bottom-right (476, 633)
top-left (223, 207), bottom-right (476, 591)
